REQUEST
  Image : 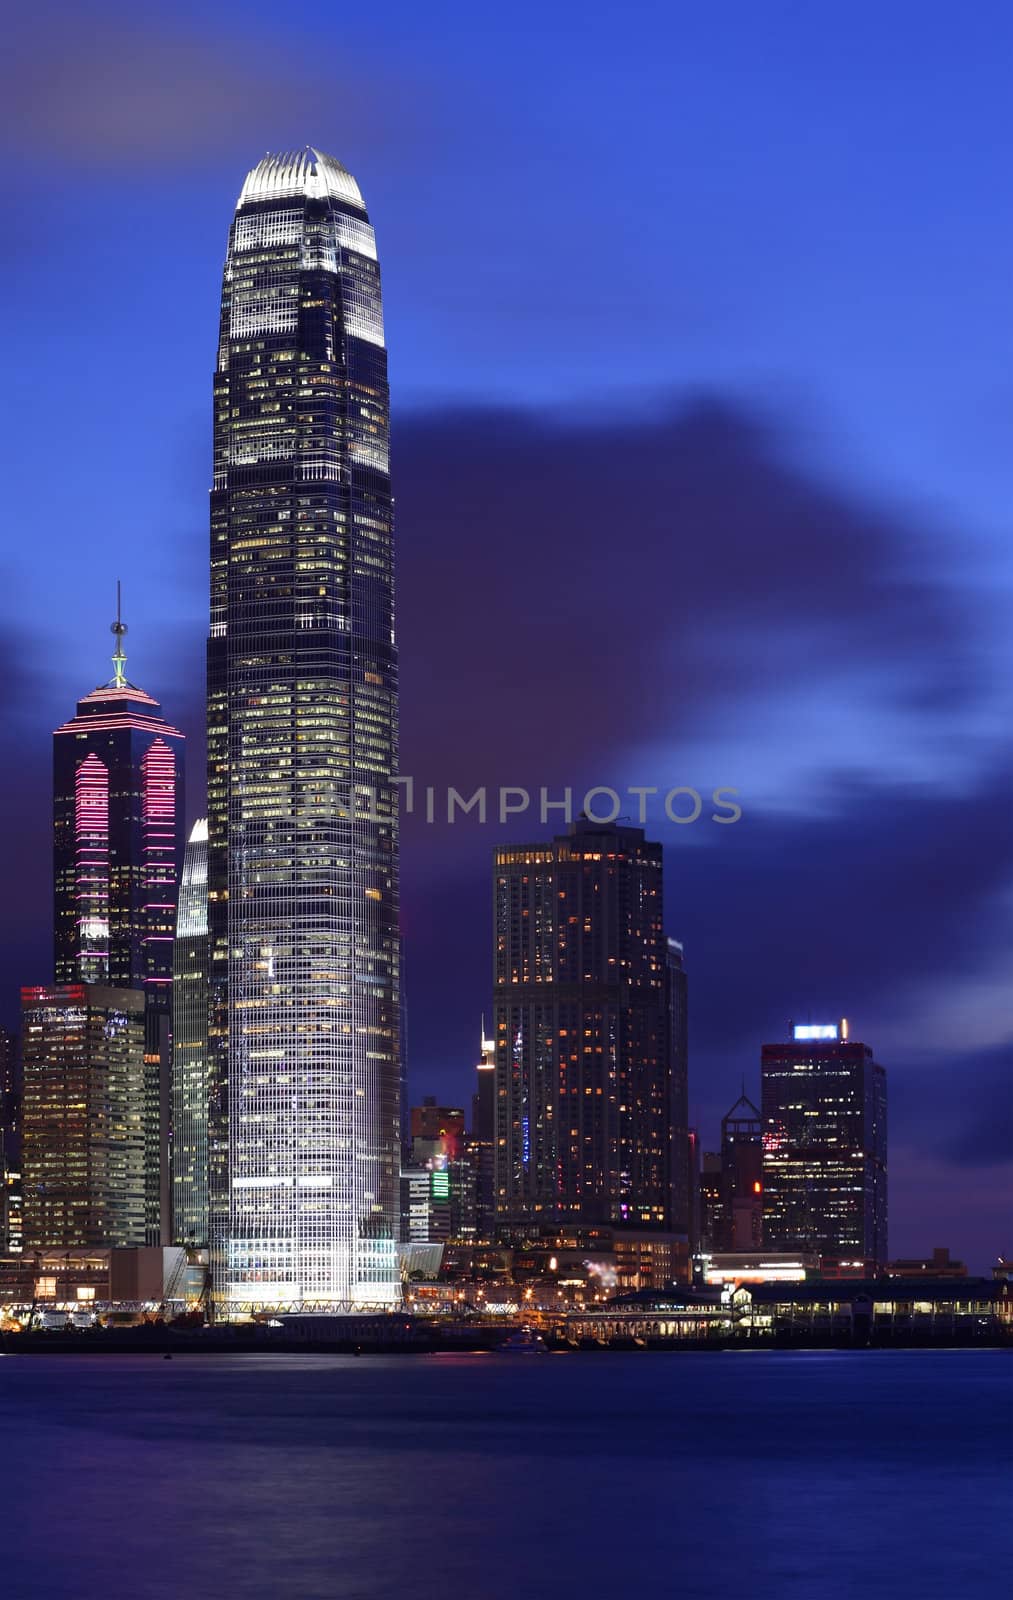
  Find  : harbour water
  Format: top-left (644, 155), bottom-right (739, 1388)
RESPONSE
top-left (1, 1349), bottom-right (1009, 1598)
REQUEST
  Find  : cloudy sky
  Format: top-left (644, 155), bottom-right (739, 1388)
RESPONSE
top-left (2, 0), bottom-right (1010, 1264)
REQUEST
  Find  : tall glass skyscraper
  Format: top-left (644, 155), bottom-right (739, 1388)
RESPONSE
top-left (53, 615), bottom-right (185, 1242)
top-left (171, 818), bottom-right (209, 1246)
top-left (22, 984), bottom-right (146, 1249)
top-left (761, 1022), bottom-right (888, 1267)
top-left (492, 820), bottom-right (674, 1232)
top-left (208, 150), bottom-right (400, 1308)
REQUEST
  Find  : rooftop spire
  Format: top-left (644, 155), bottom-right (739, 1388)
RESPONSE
top-left (110, 580), bottom-right (128, 687)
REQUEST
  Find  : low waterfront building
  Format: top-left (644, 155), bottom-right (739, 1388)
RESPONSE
top-left (699, 1251), bottom-right (818, 1285)
top-left (562, 1284), bottom-right (746, 1345)
top-left (887, 1247), bottom-right (967, 1279)
top-left (741, 1276), bottom-right (1010, 1341)
top-left (0, 1245), bottom-right (206, 1321)
top-left (552, 1277), bottom-right (1011, 1347)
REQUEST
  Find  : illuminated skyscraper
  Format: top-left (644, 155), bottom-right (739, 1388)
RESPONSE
top-left (21, 985), bottom-right (146, 1249)
top-left (53, 606), bottom-right (185, 1242)
top-left (493, 820), bottom-right (674, 1232)
top-left (761, 1021), bottom-right (887, 1267)
top-left (171, 819), bottom-right (209, 1246)
top-left (208, 150), bottom-right (400, 1308)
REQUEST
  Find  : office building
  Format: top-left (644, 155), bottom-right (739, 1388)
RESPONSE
top-left (207, 150), bottom-right (400, 1307)
top-left (470, 1024), bottom-right (496, 1239)
top-left (0, 1027), bottom-right (18, 1166)
top-left (666, 938), bottom-right (690, 1238)
top-left (53, 608), bottom-right (184, 1241)
top-left (887, 1246), bottom-right (967, 1279)
top-left (171, 819), bottom-right (209, 1246)
top-left (406, 1097), bottom-right (474, 1241)
top-left (21, 985), bottom-right (146, 1249)
top-left (493, 819), bottom-right (674, 1233)
top-left (409, 1098), bottom-right (465, 1153)
top-left (761, 1021), bottom-right (887, 1267)
top-left (698, 1152), bottom-right (723, 1251)
top-left (720, 1089), bottom-right (763, 1250)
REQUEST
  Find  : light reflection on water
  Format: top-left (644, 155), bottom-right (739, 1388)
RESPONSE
top-left (0, 1350), bottom-right (1009, 1599)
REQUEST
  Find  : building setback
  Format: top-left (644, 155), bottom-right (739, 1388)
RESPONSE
top-left (21, 985), bottom-right (146, 1249)
top-left (761, 1022), bottom-right (887, 1267)
top-left (52, 615), bottom-right (184, 1242)
top-left (493, 819), bottom-right (678, 1233)
top-left (207, 149), bottom-right (400, 1307)
top-left (171, 819), bottom-right (209, 1246)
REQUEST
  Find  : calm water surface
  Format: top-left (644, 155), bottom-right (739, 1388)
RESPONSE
top-left (1, 1349), bottom-right (1010, 1599)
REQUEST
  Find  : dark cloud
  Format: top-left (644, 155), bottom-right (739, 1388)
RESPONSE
top-left (928, 1043), bottom-right (1013, 1167)
top-left (394, 398), bottom-right (980, 790)
top-left (0, 5), bottom-right (437, 169)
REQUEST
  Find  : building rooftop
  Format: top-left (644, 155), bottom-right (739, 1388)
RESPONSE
top-left (238, 148), bottom-right (364, 211)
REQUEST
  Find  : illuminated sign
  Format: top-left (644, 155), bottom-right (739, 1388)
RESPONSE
top-left (792, 1024), bottom-right (840, 1042)
top-left (430, 1170), bottom-right (450, 1202)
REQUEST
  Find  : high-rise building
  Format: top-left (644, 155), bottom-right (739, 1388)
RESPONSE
top-left (171, 819), bottom-right (209, 1246)
top-left (21, 985), bottom-right (146, 1249)
top-left (1, 1027), bottom-right (21, 1255)
top-left (409, 1098), bottom-right (465, 1154)
top-left (719, 1090), bottom-right (763, 1251)
top-left (666, 938), bottom-right (690, 1237)
top-left (698, 1152), bottom-right (723, 1252)
top-left (686, 1127), bottom-right (702, 1254)
top-left (470, 1024), bottom-right (496, 1240)
top-left (406, 1097), bottom-right (474, 1242)
top-left (0, 1026), bottom-right (18, 1171)
top-left (493, 819), bottom-right (674, 1233)
top-left (208, 150), bottom-right (400, 1308)
top-left (761, 1021), bottom-right (887, 1267)
top-left (53, 607), bottom-right (185, 1243)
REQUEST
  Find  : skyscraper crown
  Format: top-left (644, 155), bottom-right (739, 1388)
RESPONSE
top-left (237, 148), bottom-right (364, 210)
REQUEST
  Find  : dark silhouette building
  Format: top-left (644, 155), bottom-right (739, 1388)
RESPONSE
top-left (720, 1090), bottom-right (763, 1250)
top-left (493, 819), bottom-right (679, 1234)
top-left (666, 938), bottom-right (690, 1238)
top-left (761, 1022), bottom-right (887, 1267)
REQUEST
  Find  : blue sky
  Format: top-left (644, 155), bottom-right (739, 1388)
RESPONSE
top-left (1, 0), bottom-right (1010, 1262)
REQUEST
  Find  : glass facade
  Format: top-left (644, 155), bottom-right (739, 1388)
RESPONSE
top-left (493, 821), bottom-right (674, 1231)
top-left (21, 985), bottom-right (146, 1249)
top-left (171, 819), bottom-right (209, 1245)
top-left (208, 149), bottom-right (400, 1308)
top-left (53, 661), bottom-right (185, 1244)
top-left (761, 1035), bottom-right (888, 1266)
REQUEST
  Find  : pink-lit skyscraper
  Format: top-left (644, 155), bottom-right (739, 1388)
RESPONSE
top-left (52, 602), bottom-right (185, 1241)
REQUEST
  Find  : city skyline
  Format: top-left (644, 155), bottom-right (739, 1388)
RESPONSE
top-left (1, 3), bottom-right (1010, 1270)
top-left (0, 12), bottom-right (1008, 1596)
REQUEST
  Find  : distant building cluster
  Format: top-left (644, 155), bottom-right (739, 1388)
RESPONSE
top-left (0, 144), bottom-right (984, 1335)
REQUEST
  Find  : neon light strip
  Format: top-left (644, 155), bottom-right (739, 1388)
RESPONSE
top-left (74, 753), bottom-right (109, 980)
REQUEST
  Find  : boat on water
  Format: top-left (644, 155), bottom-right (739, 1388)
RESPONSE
top-left (499, 1326), bottom-right (549, 1354)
